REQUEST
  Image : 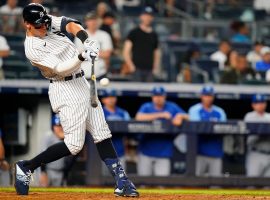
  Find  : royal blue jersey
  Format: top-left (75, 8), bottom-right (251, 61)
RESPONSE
top-left (189, 103), bottom-right (227, 158)
top-left (103, 106), bottom-right (130, 157)
top-left (137, 101), bottom-right (186, 158)
top-left (231, 34), bottom-right (250, 43)
top-left (255, 61), bottom-right (270, 72)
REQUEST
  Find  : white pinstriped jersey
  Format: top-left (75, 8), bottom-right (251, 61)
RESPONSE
top-left (24, 15), bottom-right (81, 80)
top-left (24, 15), bottom-right (112, 154)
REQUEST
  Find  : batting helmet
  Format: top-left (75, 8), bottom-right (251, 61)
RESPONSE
top-left (23, 3), bottom-right (51, 30)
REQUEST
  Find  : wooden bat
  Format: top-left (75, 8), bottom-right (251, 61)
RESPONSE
top-left (90, 56), bottom-right (98, 108)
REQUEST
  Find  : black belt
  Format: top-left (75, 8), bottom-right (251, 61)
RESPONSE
top-left (50, 70), bottom-right (84, 83)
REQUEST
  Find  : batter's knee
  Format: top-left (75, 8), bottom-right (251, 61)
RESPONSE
top-left (64, 139), bottom-right (85, 155)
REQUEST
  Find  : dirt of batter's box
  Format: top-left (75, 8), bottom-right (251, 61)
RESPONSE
top-left (0, 192), bottom-right (270, 200)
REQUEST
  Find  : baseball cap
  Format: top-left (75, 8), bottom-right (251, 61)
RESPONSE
top-left (103, 89), bottom-right (117, 97)
top-left (52, 114), bottom-right (61, 126)
top-left (260, 46), bottom-right (270, 56)
top-left (85, 11), bottom-right (98, 20)
top-left (252, 94), bottom-right (266, 103)
top-left (201, 86), bottom-right (214, 96)
top-left (141, 6), bottom-right (154, 16)
top-left (152, 86), bottom-right (166, 96)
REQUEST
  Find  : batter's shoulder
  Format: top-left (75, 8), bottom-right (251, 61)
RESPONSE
top-left (24, 37), bottom-right (48, 61)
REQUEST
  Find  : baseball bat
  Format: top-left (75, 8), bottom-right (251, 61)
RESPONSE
top-left (90, 56), bottom-right (98, 108)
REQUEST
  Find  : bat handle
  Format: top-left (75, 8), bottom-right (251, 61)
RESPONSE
top-left (90, 55), bottom-right (96, 62)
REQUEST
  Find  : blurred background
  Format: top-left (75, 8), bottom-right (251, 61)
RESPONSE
top-left (0, 0), bottom-right (270, 188)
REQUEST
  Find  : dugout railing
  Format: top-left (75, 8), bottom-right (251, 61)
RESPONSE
top-left (86, 120), bottom-right (270, 187)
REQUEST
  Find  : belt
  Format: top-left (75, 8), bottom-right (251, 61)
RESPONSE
top-left (50, 70), bottom-right (84, 83)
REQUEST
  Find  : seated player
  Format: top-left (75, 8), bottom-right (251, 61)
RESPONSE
top-left (101, 89), bottom-right (131, 168)
top-left (244, 94), bottom-right (270, 177)
top-left (189, 86), bottom-right (227, 177)
top-left (39, 114), bottom-right (66, 187)
top-left (136, 86), bottom-right (188, 176)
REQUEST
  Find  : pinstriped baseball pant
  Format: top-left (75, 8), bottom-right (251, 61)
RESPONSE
top-left (48, 77), bottom-right (112, 155)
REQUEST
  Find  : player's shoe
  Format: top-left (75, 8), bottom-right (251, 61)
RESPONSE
top-left (14, 160), bottom-right (33, 195)
top-left (114, 179), bottom-right (139, 197)
top-left (105, 158), bottom-right (139, 197)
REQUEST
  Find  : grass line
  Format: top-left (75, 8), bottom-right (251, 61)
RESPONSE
top-left (1, 187), bottom-right (270, 196)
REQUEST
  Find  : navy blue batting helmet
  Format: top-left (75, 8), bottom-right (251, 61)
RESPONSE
top-left (23, 3), bottom-right (51, 30)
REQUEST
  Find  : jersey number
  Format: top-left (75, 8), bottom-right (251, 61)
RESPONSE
top-left (53, 31), bottom-right (65, 37)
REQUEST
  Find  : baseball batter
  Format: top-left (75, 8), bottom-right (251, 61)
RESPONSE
top-left (14, 3), bottom-right (138, 197)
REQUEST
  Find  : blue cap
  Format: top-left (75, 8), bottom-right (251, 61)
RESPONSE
top-left (52, 114), bottom-right (61, 126)
top-left (141, 6), bottom-right (154, 15)
top-left (103, 89), bottom-right (117, 97)
top-left (152, 86), bottom-right (166, 96)
top-left (201, 86), bottom-right (214, 96)
top-left (252, 94), bottom-right (266, 103)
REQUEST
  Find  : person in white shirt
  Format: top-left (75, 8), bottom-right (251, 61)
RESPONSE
top-left (244, 94), bottom-right (270, 177)
top-left (0, 0), bottom-right (22, 14)
top-left (74, 12), bottom-right (113, 79)
top-left (0, 35), bottom-right (10, 79)
top-left (247, 41), bottom-right (263, 69)
top-left (254, 0), bottom-right (270, 13)
top-left (210, 40), bottom-right (231, 70)
top-left (0, 0), bottom-right (23, 33)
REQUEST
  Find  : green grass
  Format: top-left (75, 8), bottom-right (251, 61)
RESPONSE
top-left (0, 187), bottom-right (270, 196)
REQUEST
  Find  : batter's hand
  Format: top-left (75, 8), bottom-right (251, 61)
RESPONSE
top-left (83, 39), bottom-right (100, 58)
top-left (82, 50), bottom-right (98, 61)
top-left (0, 160), bottom-right (9, 171)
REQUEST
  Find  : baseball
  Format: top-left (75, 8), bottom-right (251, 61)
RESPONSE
top-left (100, 77), bottom-right (110, 86)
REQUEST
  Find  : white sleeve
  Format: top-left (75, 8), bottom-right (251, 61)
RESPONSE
top-left (74, 37), bottom-right (85, 53)
top-left (28, 49), bottom-right (82, 76)
top-left (28, 49), bottom-right (62, 69)
top-left (0, 36), bottom-right (10, 51)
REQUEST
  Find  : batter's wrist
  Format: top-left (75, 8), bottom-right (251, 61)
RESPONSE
top-left (76, 30), bottom-right (88, 43)
top-left (78, 53), bottom-right (85, 61)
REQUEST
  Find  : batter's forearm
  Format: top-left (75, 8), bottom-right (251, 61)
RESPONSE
top-left (135, 113), bottom-right (162, 121)
top-left (54, 54), bottom-right (84, 76)
top-left (0, 50), bottom-right (10, 58)
top-left (0, 139), bottom-right (5, 160)
top-left (153, 49), bottom-right (160, 70)
top-left (66, 22), bottom-right (86, 40)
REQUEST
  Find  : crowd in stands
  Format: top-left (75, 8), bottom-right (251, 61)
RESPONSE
top-left (0, 1), bottom-right (270, 83)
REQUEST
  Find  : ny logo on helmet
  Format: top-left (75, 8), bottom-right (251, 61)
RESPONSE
top-left (40, 12), bottom-right (44, 18)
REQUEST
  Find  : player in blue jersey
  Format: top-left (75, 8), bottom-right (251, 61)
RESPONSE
top-left (189, 86), bottom-right (227, 176)
top-left (136, 86), bottom-right (188, 176)
top-left (101, 89), bottom-right (131, 168)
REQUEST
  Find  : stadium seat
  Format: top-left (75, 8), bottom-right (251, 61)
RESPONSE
top-left (2, 34), bottom-right (24, 43)
top-left (109, 56), bottom-right (123, 73)
top-left (194, 59), bottom-right (220, 83)
top-left (2, 60), bottom-right (40, 79)
top-left (198, 41), bottom-right (219, 56)
top-left (166, 40), bottom-right (193, 51)
top-left (231, 42), bottom-right (252, 54)
top-left (122, 5), bottom-right (143, 16)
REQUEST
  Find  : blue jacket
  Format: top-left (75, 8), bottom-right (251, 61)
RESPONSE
top-left (255, 61), bottom-right (270, 72)
top-left (189, 103), bottom-right (227, 158)
top-left (103, 106), bottom-right (130, 157)
top-left (137, 101), bottom-right (186, 158)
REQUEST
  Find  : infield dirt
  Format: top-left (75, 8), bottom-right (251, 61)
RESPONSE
top-left (1, 192), bottom-right (270, 200)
